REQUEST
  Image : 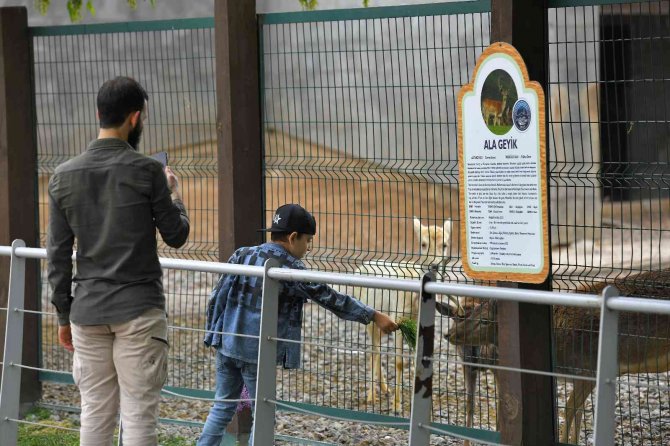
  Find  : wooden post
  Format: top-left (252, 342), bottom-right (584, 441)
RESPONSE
top-left (215, 0), bottom-right (264, 262)
top-left (215, 1), bottom-right (262, 442)
top-left (0, 7), bottom-right (41, 409)
top-left (491, 1), bottom-right (556, 444)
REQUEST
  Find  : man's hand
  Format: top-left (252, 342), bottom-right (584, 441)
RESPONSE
top-left (373, 311), bottom-right (399, 334)
top-left (58, 325), bottom-right (74, 353)
top-left (164, 166), bottom-right (180, 193)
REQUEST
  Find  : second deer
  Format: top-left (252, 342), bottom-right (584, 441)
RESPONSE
top-left (437, 270), bottom-right (670, 444)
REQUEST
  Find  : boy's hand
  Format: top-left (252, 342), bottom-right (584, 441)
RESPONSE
top-left (373, 311), bottom-right (399, 334)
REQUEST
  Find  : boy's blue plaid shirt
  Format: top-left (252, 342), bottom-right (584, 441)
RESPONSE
top-left (204, 242), bottom-right (376, 368)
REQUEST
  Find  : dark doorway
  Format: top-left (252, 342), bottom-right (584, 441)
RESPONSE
top-left (599, 7), bottom-right (670, 201)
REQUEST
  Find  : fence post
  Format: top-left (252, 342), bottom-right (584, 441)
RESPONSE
top-left (408, 271), bottom-right (436, 446)
top-left (0, 6), bottom-right (41, 408)
top-left (491, 0), bottom-right (555, 443)
top-left (593, 285), bottom-right (619, 446)
top-left (0, 239), bottom-right (27, 444)
top-left (251, 258), bottom-right (280, 445)
top-left (215, 0), bottom-right (264, 260)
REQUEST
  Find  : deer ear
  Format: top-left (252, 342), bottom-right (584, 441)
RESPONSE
top-left (413, 217), bottom-right (421, 234)
top-left (443, 219), bottom-right (452, 237)
top-left (435, 301), bottom-right (454, 317)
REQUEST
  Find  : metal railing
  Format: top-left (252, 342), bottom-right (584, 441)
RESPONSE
top-left (1, 239), bottom-right (669, 445)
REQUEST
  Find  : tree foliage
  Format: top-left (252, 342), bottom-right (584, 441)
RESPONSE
top-left (299, 0), bottom-right (370, 10)
top-left (35, 0), bottom-right (156, 23)
top-left (35, 0), bottom-right (369, 23)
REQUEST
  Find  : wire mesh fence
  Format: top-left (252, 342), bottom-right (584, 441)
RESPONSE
top-left (20, 1), bottom-right (670, 444)
top-left (549, 2), bottom-right (670, 444)
top-left (260, 2), bottom-right (498, 437)
top-left (261, 1), bottom-right (670, 445)
top-left (31, 20), bottom-right (220, 393)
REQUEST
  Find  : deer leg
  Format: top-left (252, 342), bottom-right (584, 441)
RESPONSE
top-left (367, 326), bottom-right (382, 403)
top-left (561, 379), bottom-right (596, 443)
top-left (393, 332), bottom-right (405, 413)
top-left (461, 345), bottom-right (479, 446)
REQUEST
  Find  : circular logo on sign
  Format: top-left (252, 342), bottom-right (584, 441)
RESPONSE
top-left (513, 100), bottom-right (531, 132)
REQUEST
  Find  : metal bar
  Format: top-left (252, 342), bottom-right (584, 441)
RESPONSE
top-left (606, 296), bottom-right (670, 315)
top-left (409, 271), bottom-right (436, 445)
top-left (29, 17), bottom-right (215, 37)
top-left (260, 1), bottom-right (492, 25)
top-left (252, 258), bottom-right (281, 444)
top-left (5, 245), bottom-right (670, 314)
top-left (0, 240), bottom-right (27, 444)
top-left (548, 0), bottom-right (659, 7)
top-left (425, 281), bottom-right (601, 308)
top-left (593, 286), bottom-right (620, 446)
top-left (268, 267), bottom-right (421, 293)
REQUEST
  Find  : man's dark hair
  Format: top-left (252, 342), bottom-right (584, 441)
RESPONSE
top-left (97, 77), bottom-right (149, 128)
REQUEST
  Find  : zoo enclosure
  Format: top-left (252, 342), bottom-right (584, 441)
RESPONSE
top-left (1, 240), bottom-right (669, 446)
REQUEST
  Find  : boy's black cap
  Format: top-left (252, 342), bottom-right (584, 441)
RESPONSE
top-left (260, 204), bottom-right (316, 235)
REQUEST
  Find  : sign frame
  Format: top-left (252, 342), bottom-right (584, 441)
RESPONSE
top-left (457, 42), bottom-right (549, 284)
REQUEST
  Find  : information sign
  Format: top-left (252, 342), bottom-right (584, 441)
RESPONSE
top-left (458, 42), bottom-right (549, 283)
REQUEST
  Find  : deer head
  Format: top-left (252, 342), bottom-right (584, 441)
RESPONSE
top-left (436, 299), bottom-right (498, 347)
top-left (413, 217), bottom-right (451, 267)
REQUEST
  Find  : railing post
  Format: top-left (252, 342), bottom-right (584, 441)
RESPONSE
top-left (0, 239), bottom-right (27, 444)
top-left (593, 285), bottom-right (619, 446)
top-left (408, 271), bottom-right (436, 446)
top-left (251, 258), bottom-right (280, 445)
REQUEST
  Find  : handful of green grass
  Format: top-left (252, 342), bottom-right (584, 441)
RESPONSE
top-left (397, 318), bottom-right (417, 351)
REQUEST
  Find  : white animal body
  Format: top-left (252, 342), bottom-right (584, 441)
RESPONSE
top-left (355, 218), bottom-right (452, 412)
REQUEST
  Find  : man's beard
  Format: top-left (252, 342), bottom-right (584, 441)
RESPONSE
top-left (128, 120), bottom-right (143, 150)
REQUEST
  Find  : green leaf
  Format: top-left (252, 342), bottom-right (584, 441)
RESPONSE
top-left (298, 0), bottom-right (318, 10)
top-left (66, 0), bottom-right (83, 22)
top-left (34, 0), bottom-right (50, 16)
top-left (363, 0), bottom-right (370, 6)
top-left (86, 0), bottom-right (96, 17)
top-left (398, 318), bottom-right (417, 352)
top-left (127, 0), bottom-right (138, 10)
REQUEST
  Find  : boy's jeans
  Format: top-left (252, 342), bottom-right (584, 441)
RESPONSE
top-left (197, 352), bottom-right (258, 446)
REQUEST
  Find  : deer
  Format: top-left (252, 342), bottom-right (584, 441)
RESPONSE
top-left (355, 217), bottom-right (452, 413)
top-left (481, 79), bottom-right (510, 127)
top-left (435, 297), bottom-right (497, 446)
top-left (436, 269), bottom-right (670, 444)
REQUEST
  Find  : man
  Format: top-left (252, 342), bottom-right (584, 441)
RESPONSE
top-left (47, 76), bottom-right (190, 446)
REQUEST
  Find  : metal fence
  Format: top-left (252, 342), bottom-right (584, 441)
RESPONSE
top-left (259, 4), bottom-right (494, 440)
top-left (548, 2), bottom-right (670, 444)
top-left (260, 1), bottom-right (670, 444)
top-left (20, 1), bottom-right (670, 444)
top-left (2, 240), bottom-right (669, 445)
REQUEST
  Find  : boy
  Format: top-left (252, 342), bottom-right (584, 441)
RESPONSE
top-left (197, 203), bottom-right (398, 445)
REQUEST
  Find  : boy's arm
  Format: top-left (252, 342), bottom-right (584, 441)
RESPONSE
top-left (291, 281), bottom-right (374, 323)
top-left (290, 282), bottom-right (397, 333)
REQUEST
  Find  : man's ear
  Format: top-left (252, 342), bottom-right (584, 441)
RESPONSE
top-left (129, 110), bottom-right (141, 128)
